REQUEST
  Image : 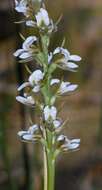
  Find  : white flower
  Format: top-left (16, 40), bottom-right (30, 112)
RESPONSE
top-left (17, 70), bottom-right (43, 93)
top-left (53, 47), bottom-right (81, 71)
top-left (62, 138), bottom-right (80, 151)
top-left (44, 106), bottom-right (57, 121)
top-left (15, 0), bottom-right (30, 17)
top-left (29, 70), bottom-right (44, 85)
top-left (59, 81), bottom-right (78, 95)
top-left (14, 36), bottom-right (37, 59)
top-left (18, 124), bottom-right (41, 141)
top-left (16, 95), bottom-right (35, 106)
top-left (57, 135), bottom-right (80, 151)
top-left (35, 8), bottom-right (50, 27)
top-left (50, 79), bottom-right (60, 86)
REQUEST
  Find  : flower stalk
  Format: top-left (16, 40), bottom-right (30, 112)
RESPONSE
top-left (43, 130), bottom-right (55, 190)
top-left (14, 0), bottom-right (82, 190)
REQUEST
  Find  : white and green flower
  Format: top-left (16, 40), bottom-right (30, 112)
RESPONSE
top-left (14, 36), bottom-right (37, 60)
top-left (18, 124), bottom-right (42, 141)
top-left (44, 106), bottom-right (57, 121)
top-left (15, 0), bottom-right (30, 17)
top-left (35, 8), bottom-right (50, 27)
top-left (59, 81), bottom-right (78, 95)
top-left (35, 8), bottom-right (54, 32)
top-left (53, 47), bottom-right (81, 71)
top-left (16, 95), bottom-right (35, 106)
top-left (17, 69), bottom-right (44, 94)
top-left (57, 135), bottom-right (80, 151)
top-left (29, 69), bottom-right (44, 85)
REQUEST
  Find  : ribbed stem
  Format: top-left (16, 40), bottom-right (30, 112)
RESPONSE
top-left (43, 147), bottom-right (48, 190)
top-left (43, 147), bottom-right (55, 190)
top-left (43, 129), bottom-right (55, 190)
top-left (41, 34), bottom-right (55, 190)
top-left (47, 152), bottom-right (55, 190)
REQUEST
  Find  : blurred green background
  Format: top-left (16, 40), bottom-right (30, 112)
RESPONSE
top-left (0, 0), bottom-right (102, 190)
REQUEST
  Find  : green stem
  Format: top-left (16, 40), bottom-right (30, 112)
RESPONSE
top-left (43, 142), bottom-right (55, 190)
top-left (40, 33), bottom-right (55, 190)
top-left (47, 152), bottom-right (55, 190)
top-left (43, 129), bottom-right (55, 190)
top-left (43, 147), bottom-right (48, 190)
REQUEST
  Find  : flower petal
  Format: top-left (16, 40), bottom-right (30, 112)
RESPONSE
top-left (32, 85), bottom-right (40, 93)
top-left (17, 82), bottom-right (30, 91)
top-left (53, 47), bottom-right (60, 55)
top-left (13, 49), bottom-right (24, 57)
top-left (68, 139), bottom-right (80, 149)
top-left (64, 84), bottom-right (78, 92)
top-left (23, 36), bottom-right (37, 50)
top-left (69, 55), bottom-right (82, 61)
top-left (16, 96), bottom-right (35, 106)
top-left (57, 135), bottom-right (65, 142)
top-left (50, 79), bottom-right (60, 86)
top-left (53, 119), bottom-right (61, 128)
top-left (53, 47), bottom-right (70, 60)
top-left (15, 0), bottom-right (28, 13)
top-left (18, 131), bottom-right (27, 137)
top-left (22, 134), bottom-right (33, 140)
top-left (36, 8), bottom-right (50, 27)
top-left (29, 70), bottom-right (44, 85)
top-left (50, 106), bottom-right (57, 120)
top-left (59, 82), bottom-right (78, 94)
top-left (28, 124), bottom-right (39, 135)
top-left (66, 62), bottom-right (78, 69)
top-left (48, 52), bottom-right (53, 64)
top-left (44, 106), bottom-right (57, 121)
top-left (19, 52), bottom-right (32, 59)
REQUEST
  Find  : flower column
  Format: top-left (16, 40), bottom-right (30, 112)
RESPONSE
top-left (14, 1), bottom-right (82, 190)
